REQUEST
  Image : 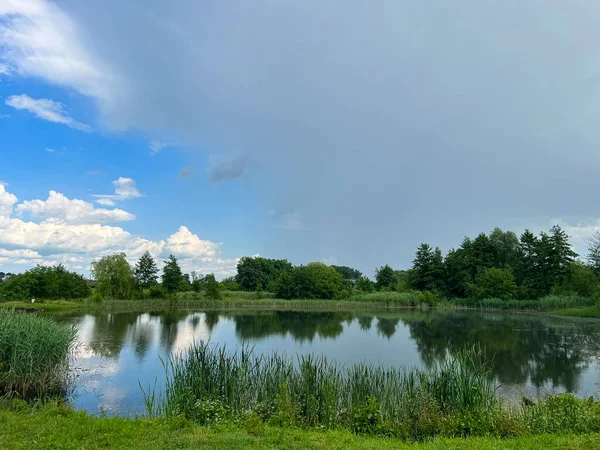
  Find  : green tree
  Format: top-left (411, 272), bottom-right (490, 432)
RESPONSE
top-left (356, 275), bottom-right (374, 293)
top-left (489, 227), bottom-right (520, 268)
top-left (277, 262), bottom-right (344, 299)
top-left (409, 244), bottom-right (444, 292)
top-left (220, 276), bottom-right (240, 291)
top-left (553, 262), bottom-right (599, 298)
top-left (204, 273), bottom-right (221, 299)
top-left (467, 267), bottom-right (517, 300)
top-left (0, 265), bottom-right (90, 300)
top-left (236, 256), bottom-right (293, 291)
top-left (375, 264), bottom-right (396, 291)
top-left (162, 254), bottom-right (183, 298)
top-left (331, 265), bottom-right (362, 282)
top-left (134, 251), bottom-right (159, 295)
top-left (586, 230), bottom-right (600, 277)
top-left (91, 253), bottom-right (136, 299)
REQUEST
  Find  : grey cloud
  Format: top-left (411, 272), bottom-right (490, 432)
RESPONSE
top-left (33, 1), bottom-right (600, 272)
top-left (207, 153), bottom-right (252, 184)
top-left (178, 166), bottom-right (194, 179)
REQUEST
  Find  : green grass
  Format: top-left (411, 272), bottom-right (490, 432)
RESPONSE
top-left (552, 305), bottom-right (600, 318)
top-left (0, 310), bottom-right (76, 399)
top-left (1, 401), bottom-right (600, 450)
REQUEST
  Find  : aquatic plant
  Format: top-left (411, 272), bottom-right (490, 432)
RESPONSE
top-left (0, 309), bottom-right (76, 400)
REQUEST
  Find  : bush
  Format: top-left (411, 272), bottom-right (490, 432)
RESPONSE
top-left (0, 310), bottom-right (76, 399)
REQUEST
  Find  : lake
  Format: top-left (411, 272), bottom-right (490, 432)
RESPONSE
top-left (51, 309), bottom-right (600, 416)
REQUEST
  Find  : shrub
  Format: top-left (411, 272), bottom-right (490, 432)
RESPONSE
top-left (467, 268), bottom-right (517, 300)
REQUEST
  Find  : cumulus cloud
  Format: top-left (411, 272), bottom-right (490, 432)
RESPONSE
top-left (5, 94), bottom-right (91, 131)
top-left (165, 226), bottom-right (237, 277)
top-left (16, 190), bottom-right (135, 224)
top-left (93, 177), bottom-right (142, 203)
top-left (0, 185), bottom-right (237, 277)
top-left (207, 153), bottom-right (252, 184)
top-left (0, 183), bottom-right (17, 218)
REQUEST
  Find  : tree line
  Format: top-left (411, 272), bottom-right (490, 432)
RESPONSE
top-left (1, 224), bottom-right (598, 302)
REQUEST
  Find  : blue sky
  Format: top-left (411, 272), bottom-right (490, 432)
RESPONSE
top-left (1, 0), bottom-right (600, 278)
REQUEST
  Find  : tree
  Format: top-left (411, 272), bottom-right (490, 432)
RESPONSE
top-left (220, 276), bottom-right (240, 291)
top-left (162, 254), bottom-right (183, 298)
top-left (204, 273), bottom-right (221, 299)
top-left (553, 262), bottom-right (599, 298)
top-left (277, 262), bottom-right (344, 299)
top-left (236, 256), bottom-right (293, 291)
top-left (489, 227), bottom-right (520, 268)
top-left (467, 267), bottom-right (517, 300)
top-left (409, 244), bottom-right (444, 292)
top-left (375, 264), bottom-right (396, 291)
top-left (586, 230), bottom-right (600, 277)
top-left (356, 275), bottom-right (374, 293)
top-left (134, 251), bottom-right (159, 294)
top-left (331, 265), bottom-right (362, 282)
top-left (0, 265), bottom-right (91, 300)
top-left (91, 253), bottom-right (136, 299)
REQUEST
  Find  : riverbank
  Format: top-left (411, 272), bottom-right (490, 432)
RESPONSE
top-left (1, 402), bottom-right (599, 450)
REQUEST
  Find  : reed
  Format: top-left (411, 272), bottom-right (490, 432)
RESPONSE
top-left (0, 309), bottom-right (76, 400)
top-left (148, 342), bottom-right (499, 438)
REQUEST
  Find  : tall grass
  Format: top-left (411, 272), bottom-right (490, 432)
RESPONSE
top-left (449, 295), bottom-right (596, 311)
top-left (349, 291), bottom-right (422, 305)
top-left (148, 342), bottom-right (501, 438)
top-left (0, 310), bottom-right (76, 400)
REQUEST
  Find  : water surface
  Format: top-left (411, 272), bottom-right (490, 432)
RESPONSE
top-left (51, 309), bottom-right (600, 416)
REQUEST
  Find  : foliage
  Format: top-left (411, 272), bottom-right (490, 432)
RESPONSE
top-left (0, 265), bottom-right (90, 301)
top-left (91, 253), bottom-right (137, 300)
top-left (355, 276), bottom-right (374, 293)
top-left (331, 265), bottom-right (362, 282)
top-left (0, 310), bottom-right (75, 399)
top-left (204, 274), bottom-right (221, 300)
top-left (134, 251), bottom-right (159, 292)
top-left (409, 244), bottom-right (444, 292)
top-left (552, 262), bottom-right (600, 298)
top-left (374, 265), bottom-right (396, 291)
top-left (276, 262), bottom-right (344, 299)
top-left (467, 268), bottom-right (517, 300)
top-left (236, 257), bottom-right (293, 291)
top-left (162, 255), bottom-right (183, 297)
top-left (220, 276), bottom-right (240, 291)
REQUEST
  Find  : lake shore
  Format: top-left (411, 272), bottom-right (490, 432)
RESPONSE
top-left (1, 295), bottom-right (598, 319)
top-left (1, 402), bottom-right (600, 450)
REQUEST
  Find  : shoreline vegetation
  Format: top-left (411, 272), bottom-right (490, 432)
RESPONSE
top-left (0, 291), bottom-right (598, 318)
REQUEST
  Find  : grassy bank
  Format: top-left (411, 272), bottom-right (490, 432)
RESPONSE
top-left (1, 401), bottom-right (600, 450)
top-left (552, 305), bottom-right (600, 318)
top-left (0, 310), bottom-right (76, 399)
top-left (0, 291), bottom-right (597, 317)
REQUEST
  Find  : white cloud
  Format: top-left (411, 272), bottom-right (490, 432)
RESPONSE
top-left (149, 140), bottom-right (177, 155)
top-left (0, 183), bottom-right (17, 219)
top-left (45, 147), bottom-right (55, 153)
top-left (96, 198), bottom-right (115, 206)
top-left (16, 190), bottom-right (135, 224)
top-left (93, 177), bottom-right (143, 203)
top-left (0, 63), bottom-right (11, 75)
top-left (165, 226), bottom-right (238, 277)
top-left (5, 94), bottom-right (91, 131)
top-left (0, 185), bottom-right (237, 277)
top-left (0, 0), bottom-right (117, 103)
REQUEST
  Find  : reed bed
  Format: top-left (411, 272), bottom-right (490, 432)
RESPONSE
top-left (147, 342), bottom-right (506, 438)
top-left (0, 309), bottom-right (76, 400)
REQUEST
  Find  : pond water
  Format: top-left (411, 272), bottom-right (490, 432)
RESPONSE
top-left (51, 309), bottom-right (600, 417)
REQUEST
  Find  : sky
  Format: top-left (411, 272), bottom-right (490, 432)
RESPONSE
top-left (1, 0), bottom-right (600, 279)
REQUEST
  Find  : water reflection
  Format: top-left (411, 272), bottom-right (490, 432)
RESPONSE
top-left (52, 309), bottom-right (600, 416)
